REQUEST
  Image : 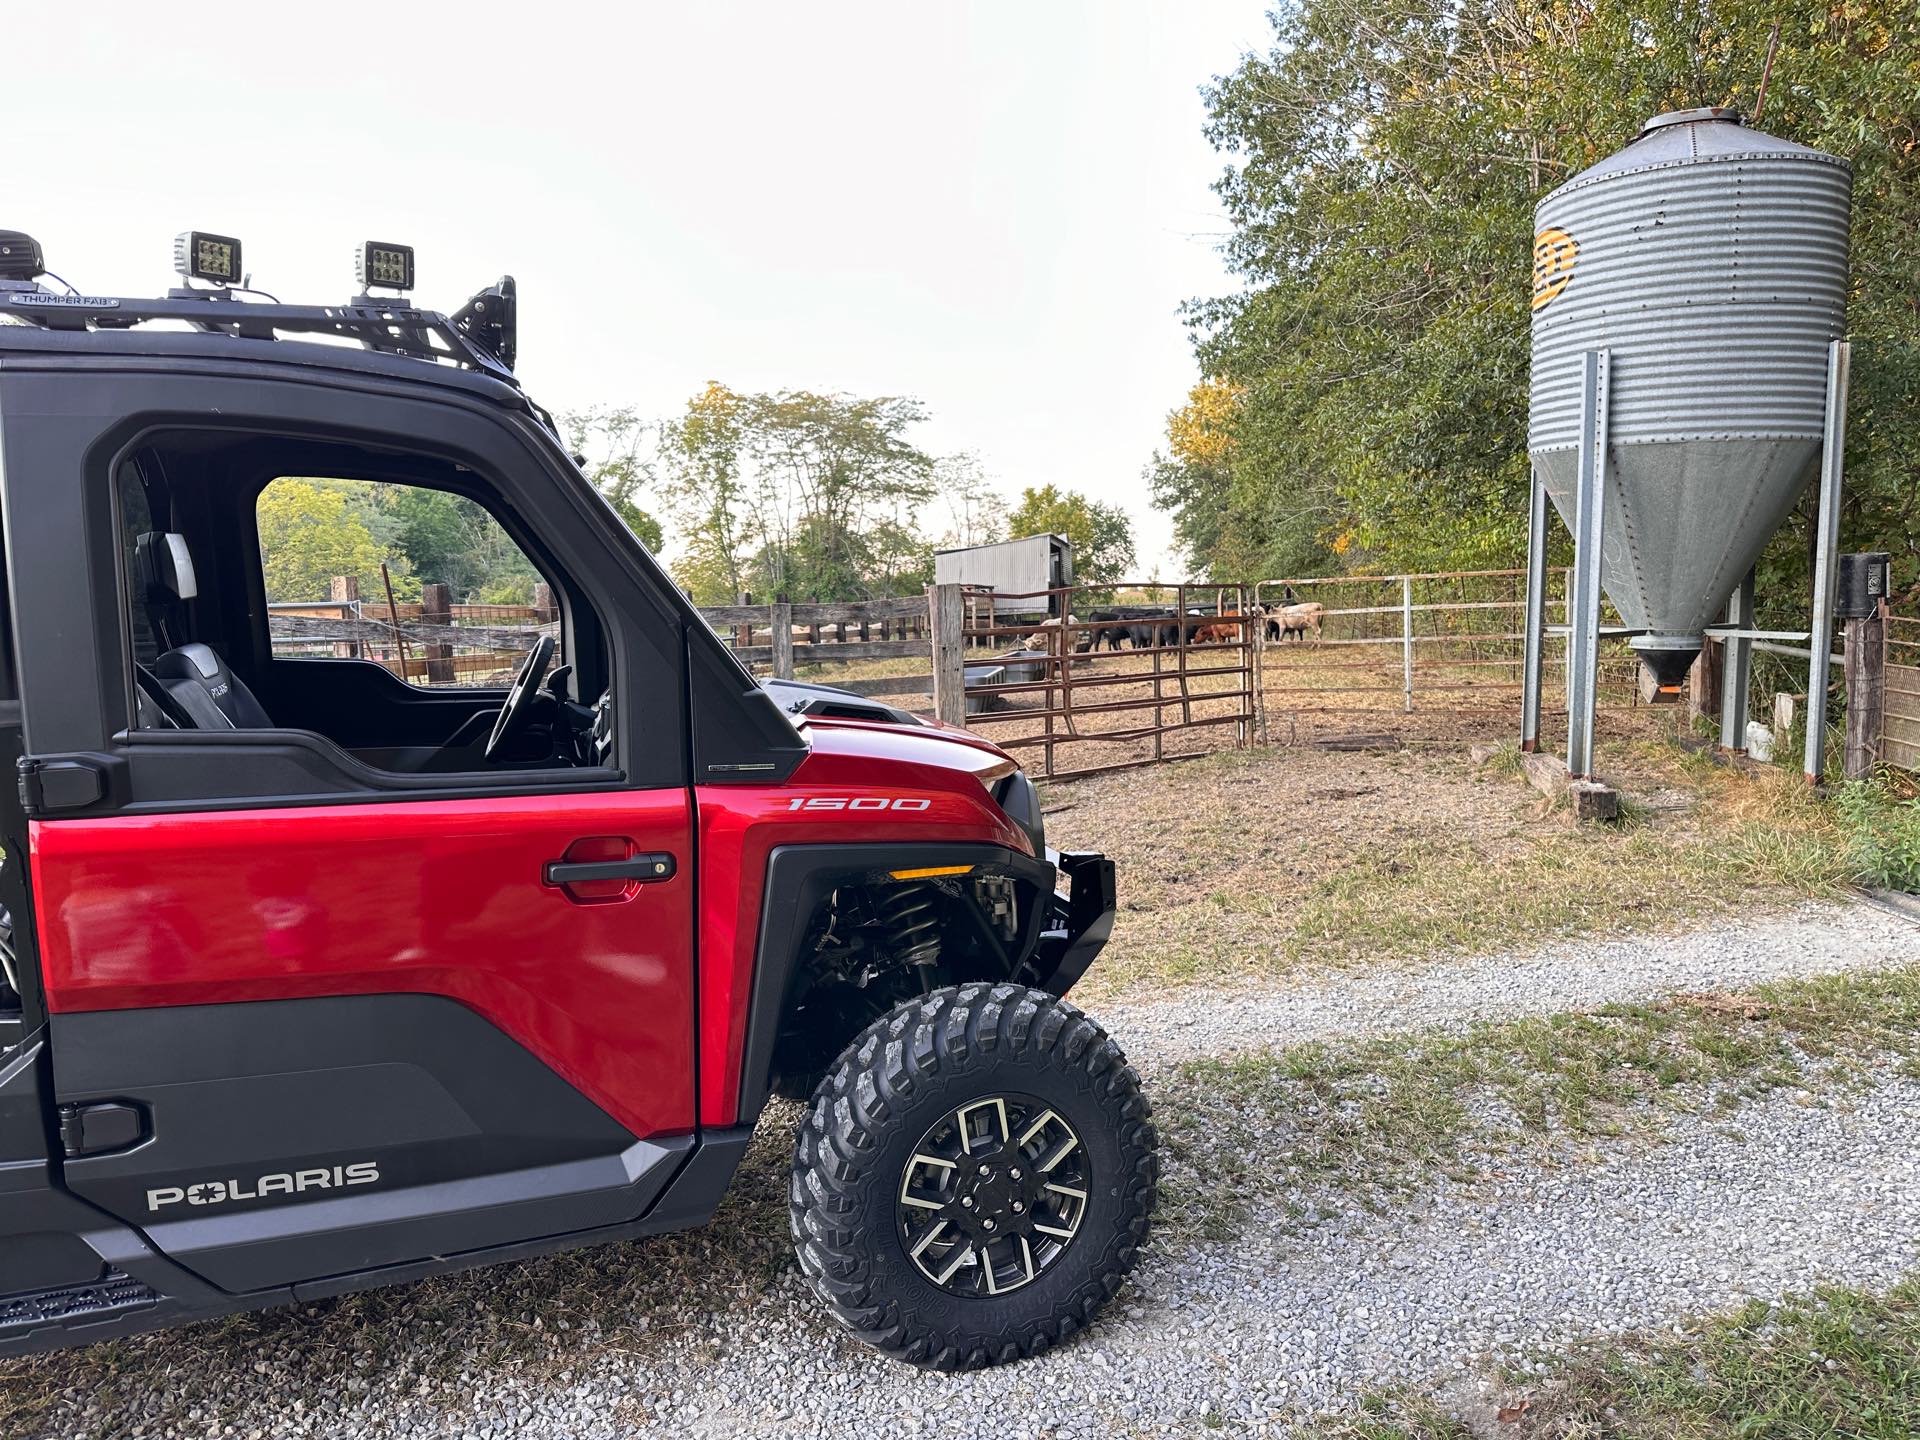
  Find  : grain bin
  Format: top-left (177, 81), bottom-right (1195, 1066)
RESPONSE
top-left (1527, 107), bottom-right (1852, 687)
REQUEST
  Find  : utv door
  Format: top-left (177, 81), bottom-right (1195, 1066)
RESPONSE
top-left (5, 363), bottom-right (702, 1298)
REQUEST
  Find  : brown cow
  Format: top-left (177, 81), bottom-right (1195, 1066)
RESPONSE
top-left (1193, 616), bottom-right (1244, 645)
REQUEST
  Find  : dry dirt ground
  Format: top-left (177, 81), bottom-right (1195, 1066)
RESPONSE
top-left (1050, 727), bottom-right (1850, 1000)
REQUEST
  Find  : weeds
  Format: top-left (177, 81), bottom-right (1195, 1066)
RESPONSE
top-left (1315, 1277), bottom-right (1920, 1438)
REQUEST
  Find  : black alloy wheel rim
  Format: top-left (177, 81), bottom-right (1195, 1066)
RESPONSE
top-left (895, 1093), bottom-right (1089, 1296)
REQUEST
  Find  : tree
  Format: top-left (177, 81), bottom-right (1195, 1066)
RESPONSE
top-left (564, 407), bottom-right (666, 552)
top-left (1167, 0), bottom-right (1920, 598)
top-left (255, 479), bottom-right (393, 602)
top-left (934, 453), bottom-right (1010, 551)
top-left (382, 486), bottom-right (540, 603)
top-left (661, 382), bottom-right (753, 603)
top-left (1007, 484), bottom-right (1136, 586)
top-left (743, 390), bottom-right (936, 600)
top-left (659, 383), bottom-right (939, 602)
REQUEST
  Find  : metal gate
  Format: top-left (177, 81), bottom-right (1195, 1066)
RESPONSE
top-left (953, 584), bottom-right (1257, 781)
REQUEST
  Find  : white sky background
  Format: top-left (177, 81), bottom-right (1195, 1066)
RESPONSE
top-left (16, 2), bottom-right (1268, 577)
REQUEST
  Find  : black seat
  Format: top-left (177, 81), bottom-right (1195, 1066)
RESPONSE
top-left (134, 532), bottom-right (274, 731)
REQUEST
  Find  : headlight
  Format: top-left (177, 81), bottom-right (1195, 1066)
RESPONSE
top-left (991, 770), bottom-right (1044, 856)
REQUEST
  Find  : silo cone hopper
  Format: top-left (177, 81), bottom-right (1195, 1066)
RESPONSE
top-left (1527, 108), bottom-right (1852, 691)
top-left (1520, 107), bottom-right (1850, 783)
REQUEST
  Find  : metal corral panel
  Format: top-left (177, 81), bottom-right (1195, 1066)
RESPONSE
top-left (933, 534), bottom-right (1074, 612)
top-left (1529, 109), bottom-right (1851, 666)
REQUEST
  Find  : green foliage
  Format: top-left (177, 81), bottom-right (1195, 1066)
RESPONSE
top-left (1830, 780), bottom-right (1920, 892)
top-left (932, 453), bottom-right (1009, 551)
top-left (1163, 1), bottom-right (1920, 590)
top-left (255, 478), bottom-right (541, 605)
top-left (662, 383), bottom-right (943, 603)
top-left (743, 389), bottom-right (936, 601)
top-left (1007, 483), bottom-right (1137, 586)
top-left (255, 480), bottom-right (394, 603)
top-left (387, 486), bottom-right (541, 604)
top-left (564, 406), bottom-right (666, 552)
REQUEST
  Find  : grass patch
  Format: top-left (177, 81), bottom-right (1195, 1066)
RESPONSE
top-left (1517, 1277), bottom-right (1920, 1438)
top-left (1322, 1278), bottom-right (1920, 1439)
top-left (1154, 968), bottom-right (1920, 1241)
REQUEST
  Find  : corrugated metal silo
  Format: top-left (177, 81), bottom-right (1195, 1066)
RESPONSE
top-left (1527, 107), bottom-right (1852, 684)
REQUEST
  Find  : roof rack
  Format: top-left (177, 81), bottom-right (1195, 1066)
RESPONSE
top-left (0, 276), bottom-right (520, 386)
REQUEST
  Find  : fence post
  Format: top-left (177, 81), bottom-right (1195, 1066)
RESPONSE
top-left (330, 574), bottom-right (360, 658)
top-left (1843, 599), bottom-right (1887, 780)
top-left (735, 591), bottom-right (753, 651)
top-left (1689, 639), bottom-right (1721, 728)
top-left (1400, 575), bottom-right (1415, 714)
top-left (532, 580), bottom-right (558, 625)
top-left (928, 584), bottom-right (967, 727)
top-left (421, 582), bottom-right (455, 683)
top-left (771, 600), bottom-right (794, 680)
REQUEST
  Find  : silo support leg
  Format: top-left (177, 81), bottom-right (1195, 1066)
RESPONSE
top-left (1803, 339), bottom-right (1851, 784)
top-left (1718, 570), bottom-right (1756, 754)
top-left (1565, 350), bottom-right (1611, 781)
top-left (1520, 465), bottom-right (1549, 753)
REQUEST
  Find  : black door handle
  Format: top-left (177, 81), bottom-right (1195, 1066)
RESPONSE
top-left (544, 854), bottom-right (676, 885)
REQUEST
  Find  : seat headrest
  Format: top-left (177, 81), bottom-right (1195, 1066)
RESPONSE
top-left (135, 532), bottom-right (198, 604)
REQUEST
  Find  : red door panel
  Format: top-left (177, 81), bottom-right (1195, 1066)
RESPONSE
top-left (30, 790), bottom-right (695, 1138)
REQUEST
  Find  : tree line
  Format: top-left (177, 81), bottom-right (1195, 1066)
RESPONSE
top-left (1151, 0), bottom-right (1919, 612)
top-left (568, 384), bottom-right (1135, 604)
top-left (254, 387), bottom-right (1137, 606)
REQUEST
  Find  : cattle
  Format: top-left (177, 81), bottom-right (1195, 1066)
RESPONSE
top-left (1266, 601), bottom-right (1325, 644)
top-left (1192, 614), bottom-right (1245, 645)
top-left (1023, 614), bottom-right (1078, 649)
top-left (1079, 611), bottom-right (1129, 653)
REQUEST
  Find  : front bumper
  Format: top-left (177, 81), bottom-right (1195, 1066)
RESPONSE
top-left (1030, 849), bottom-right (1118, 997)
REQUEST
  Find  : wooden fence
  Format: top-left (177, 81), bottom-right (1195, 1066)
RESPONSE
top-left (268, 581), bottom-right (557, 686)
top-left (699, 597), bottom-right (933, 698)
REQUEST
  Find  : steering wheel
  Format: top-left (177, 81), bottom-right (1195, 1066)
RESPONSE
top-left (485, 633), bottom-right (557, 762)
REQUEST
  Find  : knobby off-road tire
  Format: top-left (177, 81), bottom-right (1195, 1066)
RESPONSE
top-left (790, 982), bottom-right (1158, 1370)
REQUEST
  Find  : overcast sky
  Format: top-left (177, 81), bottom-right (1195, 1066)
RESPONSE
top-left (17, 2), bottom-right (1268, 575)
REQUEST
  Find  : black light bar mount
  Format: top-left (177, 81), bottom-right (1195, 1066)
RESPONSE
top-left (0, 276), bottom-right (520, 384)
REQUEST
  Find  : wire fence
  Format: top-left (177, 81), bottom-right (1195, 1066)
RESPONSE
top-left (1251, 569), bottom-right (1648, 744)
top-left (1886, 613), bottom-right (1920, 773)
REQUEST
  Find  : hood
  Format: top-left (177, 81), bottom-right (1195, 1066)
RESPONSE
top-left (796, 712), bottom-right (1019, 786)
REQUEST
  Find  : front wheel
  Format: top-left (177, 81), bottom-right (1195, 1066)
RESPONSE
top-left (790, 982), bottom-right (1157, 1370)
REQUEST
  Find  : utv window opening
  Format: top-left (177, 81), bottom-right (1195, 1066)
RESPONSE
top-left (108, 427), bottom-right (618, 789)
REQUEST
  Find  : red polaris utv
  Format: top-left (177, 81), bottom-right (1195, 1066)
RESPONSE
top-left (0, 232), bottom-right (1155, 1369)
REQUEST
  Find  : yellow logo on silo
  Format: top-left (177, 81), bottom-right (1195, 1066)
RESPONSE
top-left (1532, 227), bottom-right (1579, 311)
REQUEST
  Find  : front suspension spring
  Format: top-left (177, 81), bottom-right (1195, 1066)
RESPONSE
top-left (876, 884), bottom-right (942, 969)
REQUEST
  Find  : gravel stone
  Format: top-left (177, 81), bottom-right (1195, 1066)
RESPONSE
top-left (1103, 900), bottom-right (1918, 1071)
top-left (15, 900), bottom-right (1916, 1439)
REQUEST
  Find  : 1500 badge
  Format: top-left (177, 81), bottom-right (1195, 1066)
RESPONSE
top-left (782, 796), bottom-right (932, 812)
top-left (147, 1161), bottom-right (379, 1212)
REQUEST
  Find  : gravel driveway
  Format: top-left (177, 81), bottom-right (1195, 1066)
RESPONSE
top-left (14, 899), bottom-right (1918, 1440)
top-left (1103, 899), bottom-right (1920, 1071)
